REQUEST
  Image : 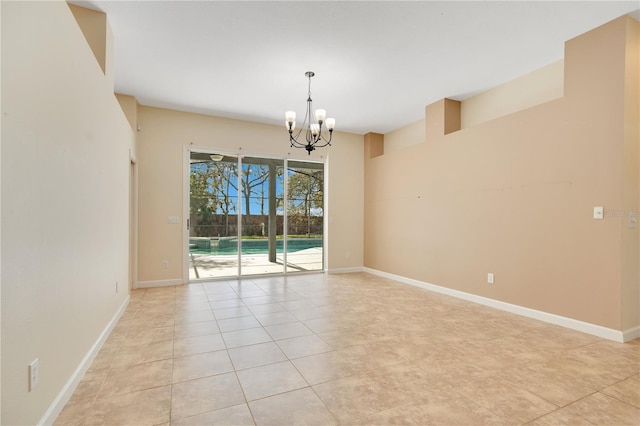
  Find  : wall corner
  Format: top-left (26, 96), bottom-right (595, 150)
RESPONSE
top-left (425, 98), bottom-right (461, 142)
top-left (115, 94), bottom-right (139, 133)
top-left (364, 132), bottom-right (384, 159)
top-left (621, 15), bottom-right (640, 331)
top-left (68, 4), bottom-right (108, 75)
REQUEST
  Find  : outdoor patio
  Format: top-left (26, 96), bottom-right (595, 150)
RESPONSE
top-left (189, 247), bottom-right (323, 279)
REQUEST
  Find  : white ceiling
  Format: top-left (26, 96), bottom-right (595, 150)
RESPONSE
top-left (73, 1), bottom-right (639, 135)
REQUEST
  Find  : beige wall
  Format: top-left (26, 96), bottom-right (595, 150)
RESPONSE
top-left (136, 106), bottom-right (363, 284)
top-left (115, 94), bottom-right (139, 132)
top-left (68, 4), bottom-right (107, 74)
top-left (461, 60), bottom-right (564, 128)
top-left (364, 16), bottom-right (639, 332)
top-left (385, 60), bottom-right (565, 154)
top-left (1, 2), bottom-right (135, 424)
top-left (384, 119), bottom-right (425, 154)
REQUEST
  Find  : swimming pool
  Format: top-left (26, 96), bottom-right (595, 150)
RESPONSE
top-left (189, 238), bottom-right (322, 255)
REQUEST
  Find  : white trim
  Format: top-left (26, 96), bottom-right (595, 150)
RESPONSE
top-left (283, 158), bottom-right (288, 273)
top-left (329, 267), bottom-right (365, 274)
top-left (40, 295), bottom-right (130, 426)
top-left (136, 278), bottom-right (184, 288)
top-left (184, 149), bottom-right (328, 280)
top-left (323, 156), bottom-right (329, 272)
top-left (363, 267), bottom-right (630, 343)
top-left (183, 145), bottom-right (191, 285)
top-left (129, 155), bottom-right (138, 291)
top-left (237, 156), bottom-right (243, 277)
top-left (622, 326), bottom-right (640, 342)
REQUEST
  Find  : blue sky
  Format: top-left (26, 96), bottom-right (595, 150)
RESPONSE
top-left (191, 163), bottom-right (321, 216)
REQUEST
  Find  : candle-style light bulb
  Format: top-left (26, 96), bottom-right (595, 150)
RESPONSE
top-left (325, 118), bottom-right (335, 130)
top-left (285, 111), bottom-right (296, 131)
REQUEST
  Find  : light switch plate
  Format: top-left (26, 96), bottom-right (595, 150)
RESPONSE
top-left (593, 207), bottom-right (604, 219)
top-left (29, 359), bottom-right (39, 391)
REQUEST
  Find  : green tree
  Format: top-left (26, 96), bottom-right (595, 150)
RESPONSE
top-left (215, 162), bottom-right (238, 236)
top-left (189, 162), bottom-right (218, 236)
top-left (189, 161), bottom-right (239, 237)
top-left (287, 168), bottom-right (323, 236)
top-left (240, 164), bottom-right (269, 218)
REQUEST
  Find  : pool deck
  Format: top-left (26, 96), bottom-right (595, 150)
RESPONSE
top-left (189, 247), bottom-right (323, 279)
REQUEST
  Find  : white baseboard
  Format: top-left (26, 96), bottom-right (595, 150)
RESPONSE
top-left (328, 267), bottom-right (365, 274)
top-left (39, 295), bottom-right (130, 426)
top-left (623, 326), bottom-right (640, 342)
top-left (363, 267), bottom-right (632, 343)
top-left (135, 278), bottom-right (184, 288)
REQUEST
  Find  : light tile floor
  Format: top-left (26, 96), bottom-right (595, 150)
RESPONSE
top-left (55, 272), bottom-right (640, 425)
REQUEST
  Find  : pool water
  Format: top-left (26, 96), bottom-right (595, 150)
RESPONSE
top-left (189, 238), bottom-right (322, 255)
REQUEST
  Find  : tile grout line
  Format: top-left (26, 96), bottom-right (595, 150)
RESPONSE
top-left (58, 275), bottom-right (639, 425)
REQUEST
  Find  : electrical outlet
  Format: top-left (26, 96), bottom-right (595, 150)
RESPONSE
top-left (593, 206), bottom-right (604, 219)
top-left (162, 260), bottom-right (169, 269)
top-left (29, 359), bottom-right (39, 391)
top-left (487, 273), bottom-right (494, 284)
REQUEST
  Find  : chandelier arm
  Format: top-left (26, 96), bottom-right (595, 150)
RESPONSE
top-left (315, 131), bottom-right (333, 147)
top-left (289, 125), bottom-right (306, 147)
top-left (290, 136), bottom-right (308, 148)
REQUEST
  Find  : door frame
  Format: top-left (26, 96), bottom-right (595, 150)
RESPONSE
top-left (183, 145), bottom-right (326, 282)
top-left (129, 150), bottom-right (138, 290)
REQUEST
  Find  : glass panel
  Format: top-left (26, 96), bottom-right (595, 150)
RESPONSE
top-left (285, 161), bottom-right (324, 273)
top-left (188, 152), bottom-right (323, 280)
top-left (188, 152), bottom-right (240, 279)
top-left (240, 157), bottom-right (285, 276)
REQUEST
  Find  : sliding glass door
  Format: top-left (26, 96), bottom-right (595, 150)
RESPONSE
top-left (188, 151), bottom-right (323, 279)
top-left (239, 156), bottom-right (285, 276)
top-left (189, 153), bottom-right (240, 279)
top-left (285, 161), bottom-right (324, 272)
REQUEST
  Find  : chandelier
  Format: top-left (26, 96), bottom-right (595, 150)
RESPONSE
top-left (285, 71), bottom-right (335, 155)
